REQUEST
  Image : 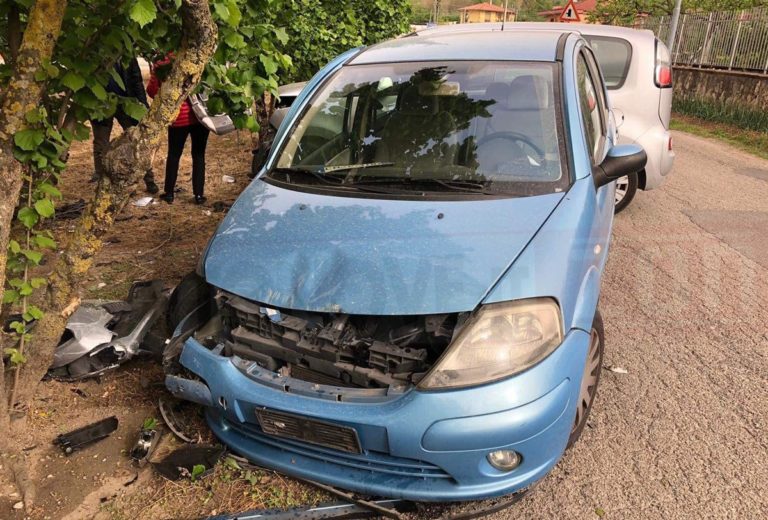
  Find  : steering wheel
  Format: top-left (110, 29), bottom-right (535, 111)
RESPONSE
top-left (476, 131), bottom-right (546, 165)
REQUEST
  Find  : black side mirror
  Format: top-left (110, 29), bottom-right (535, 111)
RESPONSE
top-left (249, 140), bottom-right (272, 179)
top-left (592, 144), bottom-right (647, 188)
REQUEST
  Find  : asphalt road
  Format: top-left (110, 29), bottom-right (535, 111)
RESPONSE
top-left (486, 131), bottom-right (768, 519)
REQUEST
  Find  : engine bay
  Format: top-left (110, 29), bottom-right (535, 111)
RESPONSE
top-left (194, 291), bottom-right (463, 391)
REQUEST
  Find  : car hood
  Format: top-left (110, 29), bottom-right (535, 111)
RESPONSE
top-left (203, 180), bottom-right (564, 315)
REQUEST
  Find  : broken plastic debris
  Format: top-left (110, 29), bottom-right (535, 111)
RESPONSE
top-left (133, 197), bottom-right (154, 207)
top-left (222, 175), bottom-right (235, 183)
top-left (605, 365), bottom-right (628, 374)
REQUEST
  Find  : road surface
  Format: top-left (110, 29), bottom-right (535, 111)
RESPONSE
top-left (486, 131), bottom-right (768, 518)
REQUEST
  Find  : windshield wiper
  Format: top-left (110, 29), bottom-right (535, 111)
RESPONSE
top-left (272, 167), bottom-right (343, 185)
top-left (321, 162), bottom-right (394, 173)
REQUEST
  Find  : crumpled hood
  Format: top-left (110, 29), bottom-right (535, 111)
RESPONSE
top-left (203, 180), bottom-right (564, 315)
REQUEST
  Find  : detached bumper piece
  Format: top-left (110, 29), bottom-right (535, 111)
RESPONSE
top-left (54, 416), bottom-right (118, 455)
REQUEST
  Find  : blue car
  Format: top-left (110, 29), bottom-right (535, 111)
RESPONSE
top-left (166, 29), bottom-right (646, 501)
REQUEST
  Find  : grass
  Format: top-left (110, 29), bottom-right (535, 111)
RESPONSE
top-left (670, 113), bottom-right (768, 161)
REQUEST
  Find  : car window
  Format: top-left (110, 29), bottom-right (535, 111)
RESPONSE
top-left (576, 53), bottom-right (604, 163)
top-left (584, 36), bottom-right (632, 90)
top-left (272, 61), bottom-right (569, 198)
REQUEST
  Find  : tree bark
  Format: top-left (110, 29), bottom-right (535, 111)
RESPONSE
top-left (0, 0), bottom-right (68, 509)
top-left (14, 0), bottom-right (218, 411)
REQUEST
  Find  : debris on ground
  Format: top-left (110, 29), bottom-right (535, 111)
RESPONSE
top-left (48, 280), bottom-right (169, 380)
top-left (152, 445), bottom-right (225, 481)
top-left (53, 416), bottom-right (119, 455)
top-left (605, 365), bottom-right (629, 374)
top-left (133, 196), bottom-right (154, 207)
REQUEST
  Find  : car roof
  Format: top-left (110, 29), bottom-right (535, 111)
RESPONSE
top-left (414, 22), bottom-right (656, 44)
top-left (349, 30), bottom-right (571, 65)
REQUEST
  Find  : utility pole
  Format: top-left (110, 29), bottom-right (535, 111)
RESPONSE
top-left (666, 0), bottom-right (683, 50)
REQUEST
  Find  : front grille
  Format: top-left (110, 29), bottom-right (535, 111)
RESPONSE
top-left (256, 407), bottom-right (362, 454)
top-left (227, 418), bottom-right (452, 481)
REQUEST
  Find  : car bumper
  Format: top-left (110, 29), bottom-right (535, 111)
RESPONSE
top-left (620, 126), bottom-right (675, 191)
top-left (168, 328), bottom-right (591, 501)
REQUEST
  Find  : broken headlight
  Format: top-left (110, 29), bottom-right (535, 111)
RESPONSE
top-left (418, 298), bottom-right (563, 390)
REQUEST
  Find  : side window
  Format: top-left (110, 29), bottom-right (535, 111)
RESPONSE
top-left (576, 53), bottom-right (604, 162)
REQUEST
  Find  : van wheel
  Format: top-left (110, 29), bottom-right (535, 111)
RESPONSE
top-left (613, 172), bottom-right (638, 213)
top-left (567, 310), bottom-right (604, 449)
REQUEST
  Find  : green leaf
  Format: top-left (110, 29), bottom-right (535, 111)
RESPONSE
top-left (91, 83), bottom-right (108, 101)
top-left (2, 290), bottom-right (19, 305)
top-left (224, 32), bottom-right (246, 49)
top-left (17, 207), bottom-right (39, 229)
top-left (61, 71), bottom-right (86, 92)
top-left (34, 198), bottom-right (55, 218)
top-left (5, 348), bottom-right (27, 365)
top-left (259, 54), bottom-right (277, 75)
top-left (190, 464), bottom-right (206, 481)
top-left (27, 305), bottom-right (45, 320)
top-left (109, 67), bottom-right (126, 91)
top-left (21, 249), bottom-right (43, 265)
top-left (30, 277), bottom-right (48, 289)
top-left (9, 240), bottom-right (21, 254)
top-left (14, 129), bottom-right (45, 151)
top-left (34, 235), bottom-right (57, 249)
top-left (122, 98), bottom-right (148, 121)
top-left (38, 183), bottom-right (62, 199)
top-left (129, 0), bottom-right (157, 28)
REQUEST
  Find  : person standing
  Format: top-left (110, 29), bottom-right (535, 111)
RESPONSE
top-left (91, 57), bottom-right (158, 193)
top-left (146, 54), bottom-right (210, 204)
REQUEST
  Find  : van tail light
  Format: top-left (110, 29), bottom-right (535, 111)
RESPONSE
top-left (655, 40), bottom-right (673, 88)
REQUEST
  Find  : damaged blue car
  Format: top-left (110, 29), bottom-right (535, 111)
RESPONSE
top-left (165, 28), bottom-right (646, 501)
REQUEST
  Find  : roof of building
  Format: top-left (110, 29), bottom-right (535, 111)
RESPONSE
top-left (538, 0), bottom-right (598, 16)
top-left (350, 30), bottom-right (566, 64)
top-left (457, 2), bottom-right (510, 13)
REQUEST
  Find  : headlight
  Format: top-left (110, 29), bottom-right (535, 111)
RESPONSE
top-left (419, 298), bottom-right (563, 390)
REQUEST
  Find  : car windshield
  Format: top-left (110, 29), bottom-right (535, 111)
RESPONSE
top-left (270, 61), bottom-right (567, 197)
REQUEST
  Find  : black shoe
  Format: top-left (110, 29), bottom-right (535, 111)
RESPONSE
top-left (145, 180), bottom-right (159, 194)
top-left (194, 195), bottom-right (207, 205)
top-left (159, 192), bottom-right (174, 204)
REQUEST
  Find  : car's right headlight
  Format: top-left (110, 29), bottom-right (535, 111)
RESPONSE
top-left (419, 298), bottom-right (563, 390)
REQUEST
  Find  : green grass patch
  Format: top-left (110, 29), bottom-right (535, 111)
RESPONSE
top-left (673, 96), bottom-right (768, 133)
top-left (671, 113), bottom-right (768, 161)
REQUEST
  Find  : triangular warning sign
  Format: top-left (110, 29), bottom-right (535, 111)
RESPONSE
top-left (559, 0), bottom-right (581, 22)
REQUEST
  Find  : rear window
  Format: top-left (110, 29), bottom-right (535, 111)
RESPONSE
top-left (584, 36), bottom-right (632, 90)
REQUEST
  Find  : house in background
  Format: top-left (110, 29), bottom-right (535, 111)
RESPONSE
top-left (538, 0), bottom-right (598, 23)
top-left (458, 2), bottom-right (516, 23)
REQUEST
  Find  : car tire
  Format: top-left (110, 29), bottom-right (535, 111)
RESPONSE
top-left (167, 271), bottom-right (214, 333)
top-left (567, 309), bottom-right (604, 449)
top-left (613, 171), bottom-right (638, 214)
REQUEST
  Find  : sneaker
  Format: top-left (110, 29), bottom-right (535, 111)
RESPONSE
top-left (145, 180), bottom-right (159, 194)
top-left (194, 195), bottom-right (207, 205)
top-left (159, 192), bottom-right (174, 204)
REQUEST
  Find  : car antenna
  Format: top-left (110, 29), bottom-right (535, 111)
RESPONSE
top-left (502, 0), bottom-right (510, 31)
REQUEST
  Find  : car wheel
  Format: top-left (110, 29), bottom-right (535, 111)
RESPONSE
top-left (167, 272), bottom-right (214, 333)
top-left (613, 171), bottom-right (638, 213)
top-left (567, 309), bottom-right (604, 449)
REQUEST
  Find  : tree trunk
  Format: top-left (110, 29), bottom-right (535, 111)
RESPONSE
top-left (14, 0), bottom-right (218, 411)
top-left (0, 0), bottom-right (68, 509)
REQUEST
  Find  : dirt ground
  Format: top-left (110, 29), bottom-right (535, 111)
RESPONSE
top-left (1, 129), bottom-right (325, 520)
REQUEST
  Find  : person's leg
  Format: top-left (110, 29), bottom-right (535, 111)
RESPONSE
top-left (190, 124), bottom-right (210, 203)
top-left (116, 110), bottom-right (158, 193)
top-left (91, 118), bottom-right (114, 182)
top-left (163, 126), bottom-right (190, 202)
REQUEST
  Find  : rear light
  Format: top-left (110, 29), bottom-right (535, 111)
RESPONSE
top-left (655, 39), bottom-right (673, 88)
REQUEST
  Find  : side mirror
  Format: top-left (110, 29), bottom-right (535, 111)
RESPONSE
top-left (592, 144), bottom-right (647, 188)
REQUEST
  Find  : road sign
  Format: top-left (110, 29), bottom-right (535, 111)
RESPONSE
top-left (559, 0), bottom-right (581, 22)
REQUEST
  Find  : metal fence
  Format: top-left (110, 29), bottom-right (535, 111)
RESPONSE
top-left (634, 7), bottom-right (768, 74)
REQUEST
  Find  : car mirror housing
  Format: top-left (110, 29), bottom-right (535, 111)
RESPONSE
top-left (592, 144), bottom-right (647, 188)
